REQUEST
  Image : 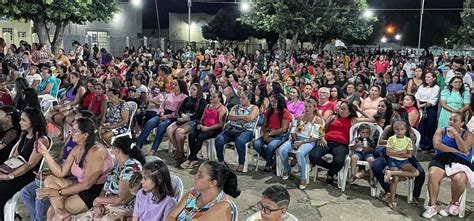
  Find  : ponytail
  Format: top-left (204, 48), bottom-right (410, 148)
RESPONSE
top-left (203, 161), bottom-right (241, 198)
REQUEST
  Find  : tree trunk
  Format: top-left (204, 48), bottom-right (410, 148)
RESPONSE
top-left (288, 32), bottom-right (299, 58)
top-left (51, 21), bottom-right (68, 52)
top-left (32, 16), bottom-right (51, 49)
top-left (278, 33), bottom-right (286, 51)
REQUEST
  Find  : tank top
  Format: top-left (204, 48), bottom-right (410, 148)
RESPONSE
top-left (65, 86), bottom-right (75, 102)
top-left (202, 104), bottom-right (222, 127)
top-left (70, 147), bottom-right (114, 183)
top-left (230, 104), bottom-right (258, 131)
top-left (405, 106), bottom-right (420, 128)
top-left (17, 135), bottom-right (41, 177)
top-left (436, 128), bottom-right (472, 162)
top-left (177, 188), bottom-right (229, 220)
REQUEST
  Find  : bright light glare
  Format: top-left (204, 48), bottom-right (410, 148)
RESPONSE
top-left (190, 22), bottom-right (196, 28)
top-left (131, 0), bottom-right (141, 7)
top-left (381, 37), bottom-right (387, 43)
top-left (395, 34), bottom-right (402, 40)
top-left (241, 3), bottom-right (250, 12)
top-left (363, 9), bottom-right (373, 18)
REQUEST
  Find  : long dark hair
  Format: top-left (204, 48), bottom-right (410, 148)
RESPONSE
top-left (447, 76), bottom-right (465, 96)
top-left (271, 82), bottom-right (284, 96)
top-left (143, 160), bottom-right (175, 203)
top-left (0, 105), bottom-right (20, 131)
top-left (379, 99), bottom-right (394, 128)
top-left (20, 88), bottom-right (41, 110)
top-left (338, 101), bottom-right (358, 119)
top-left (22, 107), bottom-right (46, 137)
top-left (176, 79), bottom-right (189, 95)
top-left (422, 71), bottom-right (437, 87)
top-left (266, 94), bottom-right (287, 128)
top-left (112, 137), bottom-right (146, 165)
top-left (76, 117), bottom-right (97, 168)
top-left (256, 85), bottom-right (268, 108)
top-left (203, 161), bottom-right (241, 198)
top-left (66, 72), bottom-right (83, 96)
top-left (14, 78), bottom-right (30, 103)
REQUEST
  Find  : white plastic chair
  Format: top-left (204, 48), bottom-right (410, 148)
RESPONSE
top-left (229, 114), bottom-right (260, 173)
top-left (246, 211), bottom-right (298, 221)
top-left (40, 99), bottom-right (53, 117)
top-left (171, 175), bottom-right (184, 202)
top-left (348, 122), bottom-right (383, 196)
top-left (229, 198), bottom-right (238, 221)
top-left (205, 107), bottom-right (229, 161)
top-left (4, 136), bottom-right (53, 221)
top-left (110, 101), bottom-right (137, 145)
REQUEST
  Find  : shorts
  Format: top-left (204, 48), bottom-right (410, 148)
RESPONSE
top-left (78, 183), bottom-right (104, 209)
top-left (353, 151), bottom-right (374, 161)
top-left (428, 153), bottom-right (474, 171)
top-left (387, 158), bottom-right (410, 169)
top-left (187, 120), bottom-right (199, 131)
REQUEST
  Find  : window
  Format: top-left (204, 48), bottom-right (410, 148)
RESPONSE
top-left (18, 32), bottom-right (27, 40)
top-left (87, 31), bottom-right (108, 50)
top-left (2, 28), bottom-right (13, 41)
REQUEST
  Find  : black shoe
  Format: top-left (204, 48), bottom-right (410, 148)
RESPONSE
top-left (262, 166), bottom-right (272, 174)
top-left (326, 177), bottom-right (334, 185)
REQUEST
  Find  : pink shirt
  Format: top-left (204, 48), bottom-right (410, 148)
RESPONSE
top-left (286, 100), bottom-right (304, 118)
top-left (158, 93), bottom-right (188, 117)
top-left (362, 97), bottom-right (383, 117)
top-left (71, 150), bottom-right (114, 183)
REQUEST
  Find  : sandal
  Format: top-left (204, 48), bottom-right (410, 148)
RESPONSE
top-left (189, 161), bottom-right (200, 168)
top-left (147, 150), bottom-right (156, 156)
top-left (235, 165), bottom-right (244, 175)
top-left (180, 160), bottom-right (192, 169)
top-left (384, 170), bottom-right (392, 183)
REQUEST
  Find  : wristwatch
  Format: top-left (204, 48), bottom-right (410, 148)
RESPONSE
top-left (8, 174), bottom-right (14, 180)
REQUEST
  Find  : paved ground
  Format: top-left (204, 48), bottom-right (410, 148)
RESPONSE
top-left (16, 137), bottom-right (474, 221)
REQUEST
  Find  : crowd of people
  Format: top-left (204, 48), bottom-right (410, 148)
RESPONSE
top-left (0, 36), bottom-right (473, 220)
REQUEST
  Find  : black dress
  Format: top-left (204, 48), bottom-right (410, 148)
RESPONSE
top-left (0, 135), bottom-right (41, 218)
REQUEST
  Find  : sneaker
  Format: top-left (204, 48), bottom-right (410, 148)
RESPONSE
top-left (282, 172), bottom-right (290, 180)
top-left (439, 202), bottom-right (460, 217)
top-left (422, 206), bottom-right (438, 218)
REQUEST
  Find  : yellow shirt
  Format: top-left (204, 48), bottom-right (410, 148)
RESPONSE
top-left (387, 135), bottom-right (413, 160)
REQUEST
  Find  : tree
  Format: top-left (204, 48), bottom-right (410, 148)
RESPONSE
top-left (239, 0), bottom-right (374, 53)
top-left (0, 0), bottom-right (120, 51)
top-left (453, 0), bottom-right (474, 46)
top-left (202, 7), bottom-right (254, 46)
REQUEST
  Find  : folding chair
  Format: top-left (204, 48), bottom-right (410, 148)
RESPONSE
top-left (110, 101), bottom-right (137, 145)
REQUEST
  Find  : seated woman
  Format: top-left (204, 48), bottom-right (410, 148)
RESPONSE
top-left (278, 98), bottom-right (323, 189)
top-left (360, 85), bottom-right (383, 118)
top-left (0, 105), bottom-right (21, 164)
top-left (20, 110), bottom-right (96, 221)
top-left (166, 83), bottom-right (207, 161)
top-left (316, 87), bottom-right (336, 121)
top-left (253, 94), bottom-right (291, 173)
top-left (167, 161), bottom-right (240, 221)
top-left (255, 85), bottom-right (270, 126)
top-left (0, 108), bottom-right (49, 218)
top-left (16, 88), bottom-right (41, 111)
top-left (48, 72), bottom-right (86, 139)
top-left (36, 67), bottom-right (59, 100)
top-left (99, 88), bottom-right (130, 146)
top-left (214, 91), bottom-right (259, 173)
top-left (181, 91), bottom-right (226, 169)
top-left (77, 137), bottom-right (146, 220)
top-left (247, 185), bottom-right (292, 221)
top-left (402, 95), bottom-right (420, 128)
top-left (422, 112), bottom-right (474, 218)
top-left (132, 160), bottom-right (177, 221)
top-left (35, 118), bottom-right (114, 220)
top-left (285, 86), bottom-right (304, 118)
top-left (136, 79), bottom-right (188, 156)
top-left (88, 82), bottom-right (107, 123)
top-left (308, 101), bottom-right (358, 184)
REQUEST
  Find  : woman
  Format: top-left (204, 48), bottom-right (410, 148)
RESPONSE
top-left (360, 85), bottom-right (384, 118)
top-left (166, 83), bottom-right (207, 161)
top-left (402, 95), bottom-right (421, 128)
top-left (415, 71), bottom-right (440, 151)
top-left (137, 79), bottom-right (188, 155)
top-left (205, 83), bottom-right (219, 103)
top-left (422, 112), bottom-right (474, 218)
top-left (167, 161), bottom-right (240, 221)
top-left (20, 110), bottom-right (96, 221)
top-left (316, 87), bottom-right (336, 121)
top-left (16, 88), bottom-right (41, 111)
top-left (344, 83), bottom-right (361, 106)
top-left (37, 67), bottom-right (59, 100)
top-left (181, 91), bottom-right (226, 169)
top-left (438, 76), bottom-right (471, 129)
top-left (255, 85), bottom-right (270, 125)
top-left (48, 72), bottom-right (86, 137)
top-left (88, 82), bottom-right (107, 122)
top-left (283, 76), bottom-right (296, 95)
top-left (329, 85), bottom-right (343, 103)
top-left (0, 108), bottom-right (49, 218)
top-left (308, 101), bottom-right (358, 184)
top-left (323, 70), bottom-right (337, 88)
top-left (25, 66), bottom-right (41, 88)
top-left (80, 79), bottom-right (97, 111)
top-left (214, 91), bottom-right (259, 173)
top-left (386, 74), bottom-right (404, 102)
top-left (99, 88), bottom-right (130, 146)
top-left (406, 67), bottom-right (424, 95)
top-left (253, 94), bottom-right (291, 173)
top-left (81, 137), bottom-right (145, 220)
top-left (35, 117), bottom-right (113, 220)
top-left (0, 105), bottom-right (21, 164)
top-left (286, 86), bottom-right (304, 118)
top-left (278, 98), bottom-right (323, 189)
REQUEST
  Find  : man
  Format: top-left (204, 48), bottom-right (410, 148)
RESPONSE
top-left (302, 83), bottom-right (313, 101)
top-left (223, 86), bottom-right (240, 110)
top-left (374, 55), bottom-right (389, 76)
top-left (402, 58), bottom-right (416, 79)
top-left (445, 58), bottom-right (471, 91)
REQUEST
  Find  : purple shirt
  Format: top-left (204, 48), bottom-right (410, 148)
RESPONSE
top-left (133, 190), bottom-right (177, 221)
top-left (286, 100), bottom-right (304, 118)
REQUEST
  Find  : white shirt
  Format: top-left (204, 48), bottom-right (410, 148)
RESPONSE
top-left (25, 73), bottom-right (42, 87)
top-left (403, 62), bottom-right (416, 78)
top-left (415, 85), bottom-right (440, 106)
top-left (135, 84), bottom-right (149, 99)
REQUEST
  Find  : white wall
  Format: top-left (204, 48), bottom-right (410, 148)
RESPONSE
top-left (168, 13), bottom-right (214, 42)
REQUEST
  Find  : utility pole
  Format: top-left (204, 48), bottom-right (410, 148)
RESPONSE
top-left (417, 0), bottom-right (425, 51)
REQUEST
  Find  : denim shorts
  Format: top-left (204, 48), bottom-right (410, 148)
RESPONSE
top-left (187, 120), bottom-right (199, 131)
top-left (387, 158), bottom-right (410, 169)
top-left (353, 151), bottom-right (374, 161)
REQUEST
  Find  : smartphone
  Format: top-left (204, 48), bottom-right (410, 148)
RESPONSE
top-left (35, 132), bottom-right (39, 153)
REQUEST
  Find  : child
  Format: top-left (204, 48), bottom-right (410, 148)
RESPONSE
top-left (132, 160), bottom-right (177, 221)
top-left (349, 124), bottom-right (376, 184)
top-left (384, 120), bottom-right (420, 209)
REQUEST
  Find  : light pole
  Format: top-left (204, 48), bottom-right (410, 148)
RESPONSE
top-left (155, 0), bottom-right (160, 39)
top-left (188, 0), bottom-right (192, 45)
top-left (417, 0), bottom-right (425, 51)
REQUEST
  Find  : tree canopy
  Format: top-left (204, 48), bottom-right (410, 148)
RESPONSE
top-left (202, 7), bottom-right (254, 45)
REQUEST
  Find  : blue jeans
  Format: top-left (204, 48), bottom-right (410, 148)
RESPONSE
top-left (371, 147), bottom-right (425, 198)
top-left (253, 135), bottom-right (289, 167)
top-left (137, 116), bottom-right (174, 151)
top-left (19, 181), bottom-right (50, 221)
top-left (214, 131), bottom-right (253, 165)
top-left (279, 136), bottom-right (316, 181)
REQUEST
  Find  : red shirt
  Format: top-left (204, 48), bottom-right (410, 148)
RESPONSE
top-left (375, 61), bottom-right (389, 75)
top-left (81, 92), bottom-right (96, 110)
top-left (317, 101), bottom-right (336, 116)
top-left (325, 117), bottom-right (352, 145)
top-left (88, 94), bottom-right (107, 116)
top-left (264, 109), bottom-right (292, 129)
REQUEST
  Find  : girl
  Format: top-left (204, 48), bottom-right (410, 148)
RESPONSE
top-left (384, 120), bottom-right (420, 209)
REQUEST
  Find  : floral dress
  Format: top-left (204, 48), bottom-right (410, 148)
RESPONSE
top-left (176, 189), bottom-right (231, 221)
top-left (103, 158), bottom-right (142, 208)
top-left (105, 100), bottom-right (130, 136)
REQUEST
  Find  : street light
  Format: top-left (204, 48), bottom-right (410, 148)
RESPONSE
top-left (381, 37), bottom-right (387, 43)
top-left (240, 2), bottom-right (250, 12)
top-left (395, 34), bottom-right (402, 41)
top-left (131, 0), bottom-right (141, 7)
top-left (363, 9), bottom-right (373, 19)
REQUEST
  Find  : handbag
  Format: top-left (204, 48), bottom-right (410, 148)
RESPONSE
top-left (224, 123), bottom-right (245, 137)
top-left (0, 155), bottom-right (26, 174)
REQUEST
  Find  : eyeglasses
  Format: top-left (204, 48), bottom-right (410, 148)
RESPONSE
top-left (257, 202), bottom-right (284, 215)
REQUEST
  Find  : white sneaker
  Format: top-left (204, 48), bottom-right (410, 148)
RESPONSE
top-left (439, 202), bottom-right (460, 217)
top-left (282, 173), bottom-right (289, 180)
top-left (422, 206), bottom-right (438, 218)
